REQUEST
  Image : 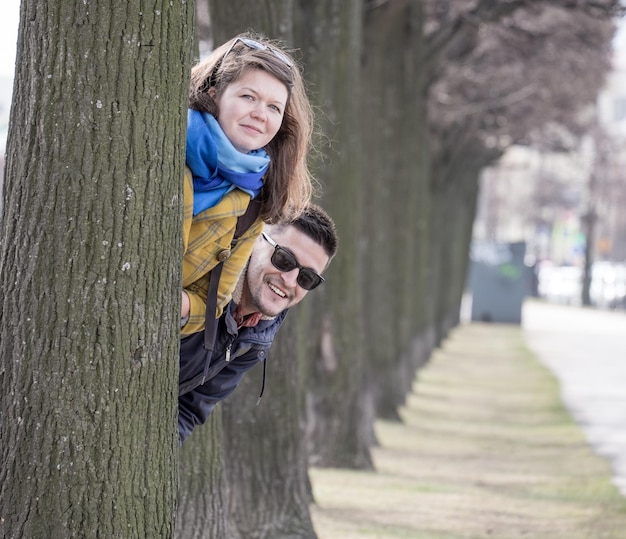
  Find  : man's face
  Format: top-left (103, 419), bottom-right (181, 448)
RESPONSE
top-left (242, 226), bottom-right (330, 317)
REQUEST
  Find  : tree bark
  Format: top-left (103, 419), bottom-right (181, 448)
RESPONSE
top-left (360, 0), bottom-right (435, 422)
top-left (360, 0), bottom-right (407, 422)
top-left (222, 316), bottom-right (317, 539)
top-left (0, 1), bottom-right (193, 537)
top-left (176, 411), bottom-right (240, 539)
top-left (294, 0), bottom-right (371, 470)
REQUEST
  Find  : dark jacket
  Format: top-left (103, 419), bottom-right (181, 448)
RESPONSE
top-left (178, 301), bottom-right (288, 444)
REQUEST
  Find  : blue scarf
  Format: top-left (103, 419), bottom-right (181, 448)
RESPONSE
top-left (186, 109), bottom-right (269, 216)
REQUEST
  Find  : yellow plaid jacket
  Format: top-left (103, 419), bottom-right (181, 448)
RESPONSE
top-left (182, 167), bottom-right (264, 335)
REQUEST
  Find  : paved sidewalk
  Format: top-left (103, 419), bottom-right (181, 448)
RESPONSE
top-left (523, 300), bottom-right (626, 497)
top-left (311, 322), bottom-right (626, 539)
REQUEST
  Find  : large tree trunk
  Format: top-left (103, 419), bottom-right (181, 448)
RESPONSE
top-left (295, 0), bottom-right (370, 470)
top-left (0, 1), bottom-right (193, 537)
top-left (175, 3), bottom-right (238, 536)
top-left (360, 0), bottom-right (407, 423)
top-left (222, 316), bottom-right (317, 539)
top-left (430, 136), bottom-right (496, 340)
top-left (176, 411), bottom-right (239, 539)
top-left (178, 2), bottom-right (320, 537)
top-left (360, 0), bottom-right (434, 422)
top-left (394, 0), bottom-right (437, 406)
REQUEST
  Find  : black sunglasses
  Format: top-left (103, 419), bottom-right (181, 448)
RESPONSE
top-left (208, 37), bottom-right (294, 90)
top-left (262, 232), bottom-right (325, 290)
top-left (222, 37), bottom-right (294, 68)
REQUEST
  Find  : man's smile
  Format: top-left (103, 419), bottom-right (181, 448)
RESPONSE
top-left (268, 281), bottom-right (286, 298)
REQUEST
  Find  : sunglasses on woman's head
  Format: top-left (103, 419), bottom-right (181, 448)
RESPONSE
top-left (222, 37), bottom-right (294, 68)
top-left (261, 232), bottom-right (325, 291)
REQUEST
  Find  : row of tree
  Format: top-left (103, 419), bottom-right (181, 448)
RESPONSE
top-left (0, 0), bottom-right (621, 537)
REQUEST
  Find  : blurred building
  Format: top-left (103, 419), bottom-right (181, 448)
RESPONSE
top-left (599, 25), bottom-right (626, 137)
top-left (473, 147), bottom-right (589, 266)
top-left (472, 23), bottom-right (626, 307)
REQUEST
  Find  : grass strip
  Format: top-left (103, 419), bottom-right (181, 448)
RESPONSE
top-left (310, 323), bottom-right (626, 539)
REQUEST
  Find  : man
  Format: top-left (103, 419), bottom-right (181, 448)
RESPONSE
top-left (178, 204), bottom-right (338, 444)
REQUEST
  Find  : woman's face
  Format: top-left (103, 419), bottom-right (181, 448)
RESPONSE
top-left (211, 69), bottom-right (288, 153)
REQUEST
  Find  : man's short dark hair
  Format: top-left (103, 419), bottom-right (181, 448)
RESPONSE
top-left (289, 204), bottom-right (338, 260)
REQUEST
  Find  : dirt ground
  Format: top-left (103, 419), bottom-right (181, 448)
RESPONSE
top-left (309, 323), bottom-right (626, 539)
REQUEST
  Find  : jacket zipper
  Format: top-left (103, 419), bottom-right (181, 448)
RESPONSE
top-left (182, 335), bottom-right (267, 395)
top-left (200, 343), bottom-right (233, 385)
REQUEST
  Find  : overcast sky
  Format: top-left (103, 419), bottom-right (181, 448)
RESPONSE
top-left (0, 1), bottom-right (19, 79)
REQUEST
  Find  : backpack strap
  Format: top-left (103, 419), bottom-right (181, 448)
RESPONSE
top-left (203, 199), bottom-right (261, 350)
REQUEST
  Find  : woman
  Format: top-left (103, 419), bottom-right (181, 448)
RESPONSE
top-left (181, 32), bottom-right (316, 335)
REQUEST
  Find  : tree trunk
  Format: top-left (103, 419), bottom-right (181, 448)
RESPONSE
top-left (0, 1), bottom-right (193, 537)
top-left (179, 3), bottom-right (320, 537)
top-left (430, 137), bottom-right (494, 338)
top-left (208, 0), bottom-right (293, 44)
top-left (360, 0), bottom-right (406, 422)
top-left (581, 169), bottom-right (598, 307)
top-left (582, 209), bottom-right (596, 306)
top-left (360, 0), bottom-right (434, 422)
top-left (222, 316), bottom-right (317, 539)
top-left (294, 0), bottom-right (370, 470)
top-left (176, 410), bottom-right (240, 539)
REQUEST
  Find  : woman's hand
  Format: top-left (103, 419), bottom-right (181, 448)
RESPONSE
top-left (181, 291), bottom-right (190, 319)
